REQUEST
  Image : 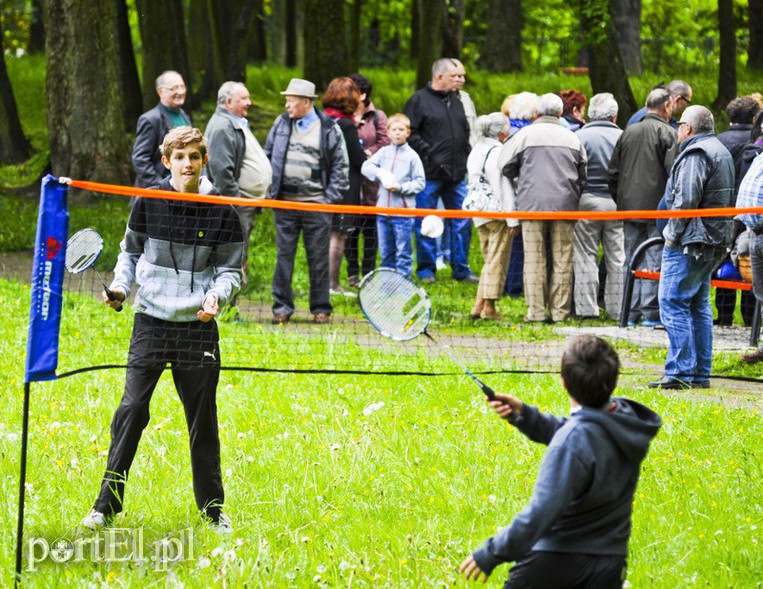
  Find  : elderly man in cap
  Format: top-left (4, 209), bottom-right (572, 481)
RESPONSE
top-left (264, 78), bottom-right (349, 324)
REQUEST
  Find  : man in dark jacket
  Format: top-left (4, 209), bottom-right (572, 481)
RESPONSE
top-left (404, 58), bottom-right (477, 283)
top-left (206, 81), bottom-right (272, 288)
top-left (648, 106), bottom-right (734, 390)
top-left (460, 335), bottom-right (661, 587)
top-left (264, 78), bottom-right (349, 324)
top-left (132, 71), bottom-right (192, 188)
top-left (714, 96), bottom-right (760, 326)
top-left (609, 88), bottom-right (678, 327)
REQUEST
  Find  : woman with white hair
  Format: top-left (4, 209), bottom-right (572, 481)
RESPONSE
top-left (465, 113), bottom-right (518, 320)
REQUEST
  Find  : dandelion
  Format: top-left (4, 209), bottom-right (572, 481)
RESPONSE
top-left (362, 401), bottom-right (385, 416)
top-left (197, 557), bottom-right (211, 569)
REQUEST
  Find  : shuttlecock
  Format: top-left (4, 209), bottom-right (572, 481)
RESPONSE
top-left (420, 215), bottom-right (444, 238)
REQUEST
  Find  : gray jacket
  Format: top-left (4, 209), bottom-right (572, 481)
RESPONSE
top-left (205, 106), bottom-right (246, 197)
top-left (576, 121), bottom-right (622, 198)
top-left (132, 103), bottom-right (192, 188)
top-left (608, 113), bottom-right (677, 215)
top-left (498, 116), bottom-right (587, 212)
top-left (662, 132), bottom-right (734, 256)
top-left (264, 108), bottom-right (349, 203)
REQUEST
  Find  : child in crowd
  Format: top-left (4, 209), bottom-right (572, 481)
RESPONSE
top-left (460, 335), bottom-right (662, 588)
top-left (361, 113), bottom-right (425, 278)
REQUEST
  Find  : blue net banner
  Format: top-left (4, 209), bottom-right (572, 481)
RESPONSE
top-left (24, 175), bottom-right (69, 383)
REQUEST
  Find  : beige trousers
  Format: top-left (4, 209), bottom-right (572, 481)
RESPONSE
top-left (477, 221), bottom-right (513, 300)
top-left (522, 220), bottom-right (575, 322)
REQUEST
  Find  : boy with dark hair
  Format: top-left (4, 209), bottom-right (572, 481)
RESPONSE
top-left (81, 126), bottom-right (243, 533)
top-left (460, 335), bottom-right (662, 588)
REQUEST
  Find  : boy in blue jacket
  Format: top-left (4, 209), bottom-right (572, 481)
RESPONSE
top-left (361, 113), bottom-right (425, 278)
top-left (460, 334), bottom-right (661, 588)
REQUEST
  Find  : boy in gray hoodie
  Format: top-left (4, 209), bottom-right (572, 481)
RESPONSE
top-left (81, 127), bottom-right (243, 534)
top-left (460, 335), bottom-right (661, 588)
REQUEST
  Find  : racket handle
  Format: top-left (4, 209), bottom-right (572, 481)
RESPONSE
top-left (105, 287), bottom-right (123, 312)
top-left (480, 382), bottom-right (496, 401)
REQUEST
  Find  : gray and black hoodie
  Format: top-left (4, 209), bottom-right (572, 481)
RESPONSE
top-left (472, 397), bottom-right (662, 575)
top-left (111, 177), bottom-right (243, 322)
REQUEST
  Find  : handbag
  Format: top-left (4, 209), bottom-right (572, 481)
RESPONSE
top-left (463, 147), bottom-right (501, 213)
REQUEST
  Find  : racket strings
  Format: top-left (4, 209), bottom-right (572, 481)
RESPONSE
top-left (359, 270), bottom-right (431, 341)
top-left (65, 229), bottom-right (104, 273)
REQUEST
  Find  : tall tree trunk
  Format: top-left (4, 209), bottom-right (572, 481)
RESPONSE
top-left (579, 0), bottom-right (637, 127)
top-left (27, 0), bottom-right (45, 54)
top-left (115, 0), bottom-right (143, 131)
top-left (227, 2), bottom-right (258, 82)
top-left (135, 0), bottom-right (193, 111)
top-left (43, 0), bottom-right (129, 184)
top-left (714, 0), bottom-right (737, 109)
top-left (441, 0), bottom-right (464, 58)
top-left (415, 0), bottom-right (444, 89)
top-left (410, 0), bottom-right (420, 62)
top-left (610, 0), bottom-right (642, 74)
top-left (304, 0), bottom-right (348, 92)
top-left (748, 0), bottom-right (763, 70)
top-left (478, 0), bottom-right (523, 72)
top-left (187, 0), bottom-right (215, 102)
top-left (0, 27), bottom-right (31, 164)
top-left (286, 0), bottom-right (299, 68)
top-left (348, 0), bottom-right (363, 73)
top-left (248, 0), bottom-right (268, 64)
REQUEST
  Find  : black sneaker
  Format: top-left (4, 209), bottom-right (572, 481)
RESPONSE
top-left (647, 376), bottom-right (691, 390)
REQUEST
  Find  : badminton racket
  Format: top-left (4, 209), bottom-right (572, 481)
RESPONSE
top-left (65, 228), bottom-right (122, 312)
top-left (358, 268), bottom-right (495, 400)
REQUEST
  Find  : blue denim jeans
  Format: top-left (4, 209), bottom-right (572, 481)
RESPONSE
top-left (658, 245), bottom-right (719, 383)
top-left (415, 179), bottom-right (472, 279)
top-left (377, 215), bottom-right (415, 278)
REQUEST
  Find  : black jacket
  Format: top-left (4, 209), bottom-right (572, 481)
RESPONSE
top-left (131, 104), bottom-right (192, 188)
top-left (717, 124), bottom-right (754, 189)
top-left (404, 84), bottom-right (471, 182)
top-left (331, 116), bottom-right (367, 206)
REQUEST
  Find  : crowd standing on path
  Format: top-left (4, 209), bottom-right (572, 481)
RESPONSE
top-left (124, 62), bottom-right (763, 385)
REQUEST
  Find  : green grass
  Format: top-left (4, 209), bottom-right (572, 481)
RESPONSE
top-left (2, 56), bottom-right (763, 584)
top-left (0, 277), bottom-right (761, 587)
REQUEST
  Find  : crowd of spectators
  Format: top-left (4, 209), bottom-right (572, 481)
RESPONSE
top-left (126, 64), bottom-right (763, 384)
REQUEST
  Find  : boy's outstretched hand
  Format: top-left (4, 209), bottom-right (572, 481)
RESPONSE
top-left (198, 294), bottom-right (219, 322)
top-left (489, 392), bottom-right (523, 421)
top-left (460, 555), bottom-right (489, 583)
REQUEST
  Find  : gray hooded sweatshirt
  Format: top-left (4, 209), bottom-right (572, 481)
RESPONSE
top-left (472, 397), bottom-right (662, 575)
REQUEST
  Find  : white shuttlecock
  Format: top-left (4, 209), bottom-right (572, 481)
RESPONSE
top-left (420, 215), bottom-right (444, 238)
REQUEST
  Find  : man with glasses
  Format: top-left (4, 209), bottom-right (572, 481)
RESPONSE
top-left (132, 70), bottom-right (192, 188)
top-left (627, 80), bottom-right (693, 129)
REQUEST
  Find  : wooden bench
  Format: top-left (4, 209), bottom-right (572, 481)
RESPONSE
top-left (619, 236), bottom-right (762, 346)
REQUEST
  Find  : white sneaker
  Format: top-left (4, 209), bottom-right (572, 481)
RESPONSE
top-left (436, 257), bottom-right (448, 271)
top-left (209, 511), bottom-right (234, 534)
top-left (80, 509), bottom-right (111, 531)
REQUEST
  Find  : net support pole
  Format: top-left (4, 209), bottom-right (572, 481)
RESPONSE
top-left (14, 382), bottom-right (31, 586)
top-left (16, 176), bottom-right (69, 583)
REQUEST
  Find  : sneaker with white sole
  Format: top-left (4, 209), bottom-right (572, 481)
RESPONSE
top-left (80, 509), bottom-right (112, 531)
top-left (209, 511), bottom-right (234, 534)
